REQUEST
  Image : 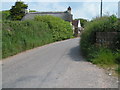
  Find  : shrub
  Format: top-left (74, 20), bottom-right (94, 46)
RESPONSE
top-left (115, 50), bottom-right (120, 64)
top-left (81, 15), bottom-right (119, 57)
top-left (34, 15), bottom-right (73, 41)
top-left (2, 16), bottom-right (73, 58)
top-left (1, 10), bottom-right (11, 21)
top-left (2, 20), bottom-right (52, 58)
top-left (92, 48), bottom-right (116, 66)
top-left (75, 18), bottom-right (88, 28)
top-left (10, 1), bottom-right (28, 20)
top-left (80, 15), bottom-right (120, 74)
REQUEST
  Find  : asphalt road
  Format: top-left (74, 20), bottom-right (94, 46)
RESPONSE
top-left (2, 38), bottom-right (118, 88)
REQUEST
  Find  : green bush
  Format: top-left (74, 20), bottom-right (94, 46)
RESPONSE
top-left (10, 1), bottom-right (28, 20)
top-left (75, 18), bottom-right (88, 28)
top-left (81, 15), bottom-right (119, 57)
top-left (115, 51), bottom-right (120, 64)
top-left (1, 10), bottom-right (11, 21)
top-left (2, 15), bottom-right (73, 58)
top-left (34, 15), bottom-right (73, 41)
top-left (92, 48), bottom-right (116, 66)
top-left (116, 66), bottom-right (120, 75)
top-left (80, 15), bottom-right (120, 74)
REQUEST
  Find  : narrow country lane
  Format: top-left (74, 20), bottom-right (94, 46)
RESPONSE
top-left (2, 38), bottom-right (118, 88)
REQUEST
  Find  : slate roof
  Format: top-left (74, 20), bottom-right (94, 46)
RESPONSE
top-left (22, 11), bottom-right (73, 22)
top-left (28, 11), bottom-right (66, 14)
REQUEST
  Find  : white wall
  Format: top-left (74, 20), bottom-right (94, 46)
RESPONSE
top-left (78, 20), bottom-right (81, 28)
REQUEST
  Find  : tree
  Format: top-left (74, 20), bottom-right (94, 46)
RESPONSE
top-left (75, 18), bottom-right (88, 28)
top-left (1, 10), bottom-right (11, 20)
top-left (10, 1), bottom-right (28, 20)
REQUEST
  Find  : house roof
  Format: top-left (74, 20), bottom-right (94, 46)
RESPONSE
top-left (28, 11), bottom-right (68, 14)
top-left (22, 11), bottom-right (73, 22)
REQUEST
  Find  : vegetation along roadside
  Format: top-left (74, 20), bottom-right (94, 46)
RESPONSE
top-left (80, 15), bottom-right (120, 76)
top-left (2, 15), bottom-right (73, 59)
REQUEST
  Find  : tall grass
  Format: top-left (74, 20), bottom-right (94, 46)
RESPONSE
top-left (92, 48), bottom-right (116, 66)
top-left (80, 15), bottom-right (120, 75)
top-left (2, 16), bottom-right (73, 58)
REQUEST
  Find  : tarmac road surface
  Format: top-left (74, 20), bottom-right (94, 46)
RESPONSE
top-left (2, 38), bottom-right (118, 88)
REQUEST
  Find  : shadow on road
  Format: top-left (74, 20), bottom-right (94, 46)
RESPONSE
top-left (68, 45), bottom-right (85, 62)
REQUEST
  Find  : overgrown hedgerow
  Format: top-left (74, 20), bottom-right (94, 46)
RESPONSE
top-left (81, 15), bottom-right (119, 57)
top-left (34, 15), bottom-right (73, 41)
top-left (80, 15), bottom-right (120, 75)
top-left (2, 15), bottom-right (73, 58)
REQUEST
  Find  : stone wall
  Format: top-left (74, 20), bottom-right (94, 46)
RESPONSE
top-left (96, 32), bottom-right (120, 47)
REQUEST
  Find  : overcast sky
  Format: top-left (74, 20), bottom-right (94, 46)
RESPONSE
top-left (1, 0), bottom-right (119, 20)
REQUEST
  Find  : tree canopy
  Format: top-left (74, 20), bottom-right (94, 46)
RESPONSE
top-left (75, 18), bottom-right (88, 28)
top-left (1, 10), bottom-right (10, 21)
top-left (10, 1), bottom-right (28, 20)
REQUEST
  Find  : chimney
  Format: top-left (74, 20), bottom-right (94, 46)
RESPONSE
top-left (67, 6), bottom-right (71, 14)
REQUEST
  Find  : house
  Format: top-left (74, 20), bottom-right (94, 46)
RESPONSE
top-left (22, 6), bottom-right (82, 36)
top-left (22, 6), bottom-right (73, 22)
top-left (72, 19), bottom-right (83, 37)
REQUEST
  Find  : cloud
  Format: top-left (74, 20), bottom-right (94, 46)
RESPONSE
top-left (73, 2), bottom-right (100, 20)
top-left (1, 1), bottom-right (118, 20)
top-left (73, 1), bottom-right (118, 20)
top-left (102, 2), bottom-right (118, 16)
top-left (27, 2), bottom-right (68, 12)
